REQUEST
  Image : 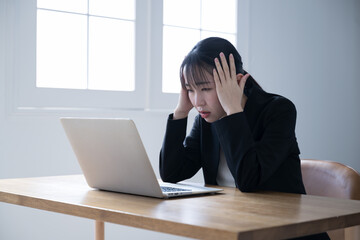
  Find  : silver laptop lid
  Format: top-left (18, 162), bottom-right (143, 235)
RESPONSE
top-left (60, 118), bottom-right (164, 198)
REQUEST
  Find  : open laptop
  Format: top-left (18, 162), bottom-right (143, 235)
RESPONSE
top-left (60, 118), bottom-right (223, 198)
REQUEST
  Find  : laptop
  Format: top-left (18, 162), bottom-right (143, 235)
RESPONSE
top-left (60, 117), bottom-right (223, 198)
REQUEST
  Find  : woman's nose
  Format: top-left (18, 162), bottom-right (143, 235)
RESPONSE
top-left (194, 92), bottom-right (205, 106)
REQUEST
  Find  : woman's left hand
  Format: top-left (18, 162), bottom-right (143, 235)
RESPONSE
top-left (213, 52), bottom-right (250, 116)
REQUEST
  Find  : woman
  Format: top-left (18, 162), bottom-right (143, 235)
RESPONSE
top-left (159, 37), bottom-right (329, 239)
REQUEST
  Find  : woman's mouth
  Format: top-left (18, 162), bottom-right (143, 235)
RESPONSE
top-left (199, 111), bottom-right (210, 118)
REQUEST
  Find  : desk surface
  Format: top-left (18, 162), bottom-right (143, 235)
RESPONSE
top-left (1, 175), bottom-right (360, 240)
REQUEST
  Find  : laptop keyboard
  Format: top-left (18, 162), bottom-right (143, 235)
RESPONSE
top-left (161, 186), bottom-right (191, 192)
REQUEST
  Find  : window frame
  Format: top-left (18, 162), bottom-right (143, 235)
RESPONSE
top-left (6, 0), bottom-right (149, 112)
top-left (4, 0), bottom-right (249, 113)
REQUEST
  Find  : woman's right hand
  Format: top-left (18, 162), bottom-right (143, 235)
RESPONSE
top-left (173, 88), bottom-right (193, 120)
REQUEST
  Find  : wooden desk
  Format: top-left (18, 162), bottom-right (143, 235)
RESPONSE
top-left (1, 175), bottom-right (360, 240)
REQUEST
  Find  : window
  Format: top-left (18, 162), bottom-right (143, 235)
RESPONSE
top-left (37, 0), bottom-right (135, 91)
top-left (5, 0), bottom-right (243, 112)
top-left (162, 0), bottom-right (237, 93)
top-left (7, 0), bottom-right (145, 111)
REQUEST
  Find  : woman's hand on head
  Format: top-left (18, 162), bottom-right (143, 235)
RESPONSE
top-left (173, 87), bottom-right (193, 120)
top-left (213, 53), bottom-right (250, 116)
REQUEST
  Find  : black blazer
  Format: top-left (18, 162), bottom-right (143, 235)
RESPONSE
top-left (160, 78), bottom-right (306, 194)
top-left (159, 78), bottom-right (330, 240)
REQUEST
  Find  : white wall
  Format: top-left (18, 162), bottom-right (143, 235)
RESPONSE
top-left (247, 0), bottom-right (360, 170)
top-left (1, 0), bottom-right (360, 239)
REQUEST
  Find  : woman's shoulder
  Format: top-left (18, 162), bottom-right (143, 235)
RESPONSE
top-left (267, 93), bottom-right (296, 112)
top-left (249, 84), bottom-right (296, 113)
top-left (260, 92), bottom-right (298, 124)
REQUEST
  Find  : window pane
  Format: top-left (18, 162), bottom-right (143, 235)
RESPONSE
top-left (201, 31), bottom-right (236, 47)
top-left (162, 26), bottom-right (200, 93)
top-left (36, 10), bottom-right (87, 89)
top-left (37, 0), bottom-right (88, 14)
top-left (201, 0), bottom-right (237, 33)
top-left (89, 0), bottom-right (135, 20)
top-left (163, 0), bottom-right (200, 29)
top-left (88, 17), bottom-right (135, 91)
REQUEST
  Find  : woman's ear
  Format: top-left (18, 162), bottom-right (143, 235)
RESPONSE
top-left (236, 74), bottom-right (244, 85)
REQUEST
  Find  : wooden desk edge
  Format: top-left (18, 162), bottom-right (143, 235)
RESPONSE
top-left (0, 190), bottom-right (239, 240)
top-left (1, 175), bottom-right (360, 240)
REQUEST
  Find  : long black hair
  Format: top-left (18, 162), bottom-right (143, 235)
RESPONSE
top-left (180, 37), bottom-right (261, 90)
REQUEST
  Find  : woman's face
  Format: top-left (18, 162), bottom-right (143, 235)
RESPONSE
top-left (184, 69), bottom-right (226, 123)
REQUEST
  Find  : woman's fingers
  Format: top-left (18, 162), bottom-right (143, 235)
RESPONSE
top-left (229, 54), bottom-right (236, 80)
top-left (213, 53), bottom-right (247, 116)
top-left (174, 88), bottom-right (193, 120)
top-left (219, 52), bottom-right (231, 81)
top-left (213, 68), bottom-right (221, 87)
top-left (214, 53), bottom-right (237, 83)
top-left (240, 73), bottom-right (250, 90)
top-left (214, 57), bottom-right (225, 82)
